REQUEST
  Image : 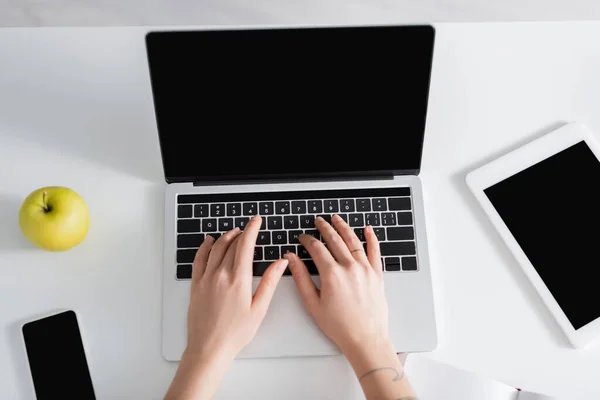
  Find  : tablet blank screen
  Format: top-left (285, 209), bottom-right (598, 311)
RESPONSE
top-left (484, 140), bottom-right (600, 330)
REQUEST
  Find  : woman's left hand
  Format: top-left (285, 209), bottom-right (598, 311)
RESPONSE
top-left (185, 215), bottom-right (289, 362)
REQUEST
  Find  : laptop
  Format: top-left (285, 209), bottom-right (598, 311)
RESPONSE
top-left (145, 25), bottom-right (438, 361)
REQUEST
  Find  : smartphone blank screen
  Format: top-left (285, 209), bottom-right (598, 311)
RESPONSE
top-left (22, 311), bottom-right (96, 400)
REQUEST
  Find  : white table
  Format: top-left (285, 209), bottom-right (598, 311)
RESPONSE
top-left (1, 23), bottom-right (599, 400)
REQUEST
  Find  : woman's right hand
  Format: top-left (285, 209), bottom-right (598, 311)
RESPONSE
top-left (283, 215), bottom-right (389, 355)
top-left (285, 215), bottom-right (417, 400)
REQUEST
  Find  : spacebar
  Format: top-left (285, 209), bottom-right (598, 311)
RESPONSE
top-left (380, 241), bottom-right (416, 256)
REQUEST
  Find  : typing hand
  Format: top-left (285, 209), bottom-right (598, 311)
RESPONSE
top-left (284, 215), bottom-right (389, 355)
top-left (185, 215), bottom-right (288, 361)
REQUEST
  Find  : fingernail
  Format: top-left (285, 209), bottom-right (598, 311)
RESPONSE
top-left (280, 258), bottom-right (290, 270)
top-left (283, 253), bottom-right (294, 267)
top-left (205, 235), bottom-right (215, 243)
top-left (332, 214), bottom-right (340, 220)
top-left (252, 215), bottom-right (261, 221)
top-left (367, 225), bottom-right (373, 232)
top-left (315, 216), bottom-right (323, 222)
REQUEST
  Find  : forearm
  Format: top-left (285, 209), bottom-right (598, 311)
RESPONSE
top-left (164, 349), bottom-right (232, 400)
top-left (343, 339), bottom-right (417, 400)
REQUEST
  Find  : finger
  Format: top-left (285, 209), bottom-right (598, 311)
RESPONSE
top-left (192, 235), bottom-right (214, 282)
top-left (233, 215), bottom-right (262, 273)
top-left (206, 228), bottom-right (242, 273)
top-left (298, 233), bottom-right (336, 273)
top-left (285, 253), bottom-right (319, 315)
top-left (365, 225), bottom-right (383, 273)
top-left (331, 214), bottom-right (370, 265)
top-left (314, 216), bottom-right (354, 265)
top-left (252, 258), bottom-right (289, 320)
top-left (220, 234), bottom-right (241, 271)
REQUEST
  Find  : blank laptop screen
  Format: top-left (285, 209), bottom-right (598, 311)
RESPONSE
top-left (485, 141), bottom-right (600, 330)
top-left (146, 26), bottom-right (435, 182)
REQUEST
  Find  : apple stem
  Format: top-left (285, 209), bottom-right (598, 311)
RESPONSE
top-left (42, 191), bottom-right (49, 212)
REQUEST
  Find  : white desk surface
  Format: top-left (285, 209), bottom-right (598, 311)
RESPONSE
top-left (1, 22), bottom-right (599, 399)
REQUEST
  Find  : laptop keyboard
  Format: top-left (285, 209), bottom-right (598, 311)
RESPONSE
top-left (175, 188), bottom-right (418, 279)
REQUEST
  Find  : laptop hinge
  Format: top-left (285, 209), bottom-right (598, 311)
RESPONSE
top-left (192, 173), bottom-right (395, 187)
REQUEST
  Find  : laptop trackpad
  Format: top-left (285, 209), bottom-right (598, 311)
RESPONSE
top-left (239, 276), bottom-right (338, 358)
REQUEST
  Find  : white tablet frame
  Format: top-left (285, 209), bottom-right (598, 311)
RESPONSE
top-left (466, 122), bottom-right (600, 348)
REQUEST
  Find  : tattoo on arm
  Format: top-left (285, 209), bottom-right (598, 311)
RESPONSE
top-left (359, 367), bottom-right (405, 382)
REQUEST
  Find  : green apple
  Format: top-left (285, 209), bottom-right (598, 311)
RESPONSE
top-left (19, 187), bottom-right (90, 251)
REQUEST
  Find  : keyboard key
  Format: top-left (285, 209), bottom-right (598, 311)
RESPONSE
top-left (292, 201), bottom-right (307, 214)
top-left (354, 228), bottom-right (366, 241)
top-left (227, 203), bottom-right (241, 216)
top-left (357, 199), bottom-right (371, 211)
top-left (402, 256), bottom-right (418, 271)
top-left (281, 245), bottom-right (296, 255)
top-left (178, 205), bottom-right (192, 218)
top-left (372, 198), bottom-right (387, 211)
top-left (373, 228), bottom-right (386, 241)
top-left (349, 214), bottom-right (364, 227)
top-left (338, 213), bottom-right (349, 223)
top-left (261, 218), bottom-right (267, 230)
top-left (243, 202), bottom-right (258, 215)
top-left (265, 246), bottom-right (280, 260)
top-left (253, 262), bottom-right (270, 276)
top-left (304, 259), bottom-right (319, 275)
top-left (289, 230), bottom-right (302, 244)
top-left (381, 212), bottom-right (397, 226)
top-left (385, 257), bottom-right (401, 271)
top-left (267, 216), bottom-right (283, 230)
top-left (257, 231), bottom-right (271, 245)
top-left (389, 197), bottom-right (411, 211)
top-left (202, 219), bottom-right (217, 232)
top-left (254, 247), bottom-right (263, 261)
top-left (308, 200), bottom-right (323, 214)
top-left (340, 199), bottom-right (355, 212)
top-left (194, 204), bottom-right (208, 218)
top-left (297, 245), bottom-right (310, 259)
top-left (211, 204), bottom-right (225, 217)
top-left (386, 227), bottom-right (415, 241)
top-left (317, 214), bottom-right (332, 224)
top-left (275, 201), bottom-right (290, 214)
top-left (397, 212), bottom-right (413, 225)
top-left (324, 200), bottom-right (339, 213)
top-left (218, 218), bottom-right (234, 231)
top-left (177, 249), bottom-right (196, 263)
top-left (234, 217), bottom-right (250, 230)
top-left (284, 216), bottom-right (300, 229)
top-left (380, 241), bottom-right (416, 256)
top-left (304, 230), bottom-right (320, 240)
top-left (178, 219), bottom-right (200, 233)
top-left (300, 215), bottom-right (315, 228)
top-left (207, 232), bottom-right (221, 241)
top-left (176, 264), bottom-right (192, 279)
top-left (365, 213), bottom-right (380, 226)
top-left (273, 231), bottom-right (287, 244)
top-left (283, 267), bottom-right (292, 276)
top-left (259, 202), bottom-right (274, 215)
top-left (177, 234), bottom-right (204, 248)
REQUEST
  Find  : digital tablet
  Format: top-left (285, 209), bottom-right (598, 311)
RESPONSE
top-left (466, 122), bottom-right (600, 348)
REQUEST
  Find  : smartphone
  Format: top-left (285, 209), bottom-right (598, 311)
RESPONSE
top-left (22, 310), bottom-right (96, 400)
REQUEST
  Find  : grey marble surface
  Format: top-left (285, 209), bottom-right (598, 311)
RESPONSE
top-left (1, 0), bottom-right (600, 27)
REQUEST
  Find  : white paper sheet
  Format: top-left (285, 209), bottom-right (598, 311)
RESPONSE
top-left (404, 354), bottom-right (517, 400)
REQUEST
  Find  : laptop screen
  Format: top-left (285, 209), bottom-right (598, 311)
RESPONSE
top-left (146, 26), bottom-right (435, 183)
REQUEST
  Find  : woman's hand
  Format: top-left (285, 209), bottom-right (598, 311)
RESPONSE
top-left (186, 215), bottom-right (288, 360)
top-left (284, 215), bottom-right (416, 399)
top-left (165, 215), bottom-right (288, 400)
top-left (284, 215), bottom-right (388, 354)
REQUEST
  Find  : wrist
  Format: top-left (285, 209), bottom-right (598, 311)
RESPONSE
top-left (181, 344), bottom-right (234, 374)
top-left (342, 336), bottom-right (400, 377)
